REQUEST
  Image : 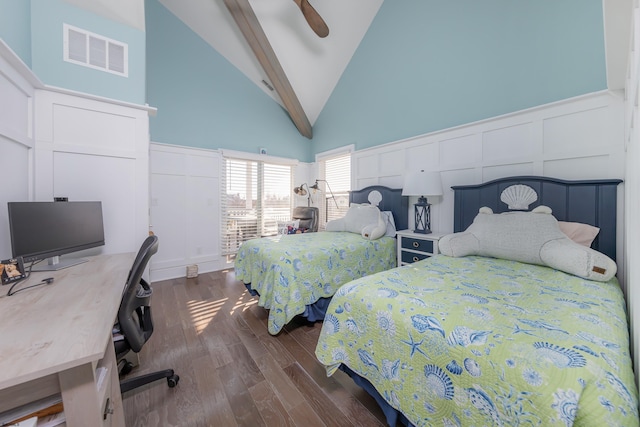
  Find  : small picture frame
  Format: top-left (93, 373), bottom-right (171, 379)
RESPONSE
top-left (1, 257), bottom-right (27, 285)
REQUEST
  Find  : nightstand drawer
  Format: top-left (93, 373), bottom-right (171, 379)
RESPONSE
top-left (401, 237), bottom-right (434, 253)
top-left (401, 251), bottom-right (430, 264)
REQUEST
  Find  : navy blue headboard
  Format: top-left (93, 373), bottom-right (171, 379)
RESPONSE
top-left (452, 176), bottom-right (622, 260)
top-left (350, 186), bottom-right (409, 232)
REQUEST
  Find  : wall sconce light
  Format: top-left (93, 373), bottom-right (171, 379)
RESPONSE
top-left (402, 170), bottom-right (443, 234)
top-left (310, 179), bottom-right (339, 208)
top-left (293, 183), bottom-right (312, 206)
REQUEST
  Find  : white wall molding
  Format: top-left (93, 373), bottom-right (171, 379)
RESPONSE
top-left (0, 40), bottom-right (38, 258)
top-left (353, 90), bottom-right (625, 272)
top-left (623, 0), bottom-right (640, 388)
top-left (0, 39), bottom-right (152, 264)
top-left (33, 88), bottom-right (151, 259)
top-left (149, 143), bottom-right (223, 281)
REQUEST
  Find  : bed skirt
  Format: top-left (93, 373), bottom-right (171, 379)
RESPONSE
top-left (245, 284), bottom-right (332, 324)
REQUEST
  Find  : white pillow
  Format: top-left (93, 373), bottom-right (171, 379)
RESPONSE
top-left (438, 206), bottom-right (616, 282)
top-left (326, 204), bottom-right (387, 240)
top-left (278, 219), bottom-right (299, 235)
top-left (380, 211), bottom-right (397, 237)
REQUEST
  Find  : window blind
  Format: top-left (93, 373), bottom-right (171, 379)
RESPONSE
top-left (317, 152), bottom-right (351, 228)
top-left (221, 157), bottom-right (292, 256)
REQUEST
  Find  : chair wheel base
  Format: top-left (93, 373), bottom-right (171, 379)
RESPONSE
top-left (119, 361), bottom-right (134, 376)
top-left (168, 374), bottom-right (180, 388)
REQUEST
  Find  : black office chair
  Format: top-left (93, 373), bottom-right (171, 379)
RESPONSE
top-left (114, 235), bottom-right (179, 393)
top-left (292, 206), bottom-right (319, 232)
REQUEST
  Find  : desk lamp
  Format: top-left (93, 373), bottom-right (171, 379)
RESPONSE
top-left (402, 170), bottom-right (443, 234)
top-left (293, 183), bottom-right (312, 206)
top-left (310, 179), bottom-right (339, 208)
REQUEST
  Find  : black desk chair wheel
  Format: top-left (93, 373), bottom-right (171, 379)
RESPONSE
top-left (114, 235), bottom-right (180, 393)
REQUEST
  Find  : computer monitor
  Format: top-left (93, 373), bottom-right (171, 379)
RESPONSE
top-left (7, 201), bottom-right (105, 271)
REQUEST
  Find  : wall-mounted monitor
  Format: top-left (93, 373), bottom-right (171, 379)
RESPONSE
top-left (7, 201), bottom-right (105, 271)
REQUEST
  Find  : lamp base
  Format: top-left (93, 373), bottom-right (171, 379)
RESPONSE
top-left (413, 228), bottom-right (432, 234)
top-left (413, 199), bottom-right (432, 235)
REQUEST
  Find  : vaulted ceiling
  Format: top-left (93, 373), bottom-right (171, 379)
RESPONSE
top-left (64, 0), bottom-right (631, 141)
top-left (158, 0), bottom-right (383, 137)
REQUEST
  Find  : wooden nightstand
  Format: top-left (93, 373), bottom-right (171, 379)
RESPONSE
top-left (396, 230), bottom-right (447, 266)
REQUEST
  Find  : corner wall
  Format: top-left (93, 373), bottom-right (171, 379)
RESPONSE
top-left (623, 1), bottom-right (640, 388)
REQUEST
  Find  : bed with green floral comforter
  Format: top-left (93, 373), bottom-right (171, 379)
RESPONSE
top-left (235, 232), bottom-right (396, 334)
top-left (315, 255), bottom-right (638, 427)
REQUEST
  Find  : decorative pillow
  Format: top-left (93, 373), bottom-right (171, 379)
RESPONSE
top-left (326, 204), bottom-right (387, 240)
top-left (380, 211), bottom-right (397, 237)
top-left (287, 226), bottom-right (308, 234)
top-left (438, 206), bottom-right (616, 282)
top-left (278, 220), bottom-right (299, 235)
top-left (558, 221), bottom-right (600, 247)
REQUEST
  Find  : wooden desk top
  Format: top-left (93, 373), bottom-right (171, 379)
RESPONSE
top-left (0, 253), bottom-right (134, 390)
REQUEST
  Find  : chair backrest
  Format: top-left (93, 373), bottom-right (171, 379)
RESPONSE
top-left (292, 206), bottom-right (319, 232)
top-left (117, 235), bottom-right (159, 353)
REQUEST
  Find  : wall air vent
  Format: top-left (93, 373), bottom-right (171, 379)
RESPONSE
top-left (63, 24), bottom-right (128, 77)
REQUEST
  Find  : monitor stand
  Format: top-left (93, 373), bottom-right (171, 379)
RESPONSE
top-left (31, 256), bottom-right (89, 271)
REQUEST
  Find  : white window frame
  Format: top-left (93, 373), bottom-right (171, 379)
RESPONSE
top-left (315, 145), bottom-right (353, 229)
top-left (221, 150), bottom-right (297, 256)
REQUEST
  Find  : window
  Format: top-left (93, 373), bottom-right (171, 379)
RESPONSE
top-left (63, 24), bottom-right (128, 76)
top-left (316, 149), bottom-right (352, 229)
top-left (221, 154), bottom-right (293, 256)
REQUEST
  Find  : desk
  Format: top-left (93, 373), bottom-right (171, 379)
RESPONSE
top-left (0, 253), bottom-right (134, 426)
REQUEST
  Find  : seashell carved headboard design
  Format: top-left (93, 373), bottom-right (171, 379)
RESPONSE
top-left (500, 184), bottom-right (538, 210)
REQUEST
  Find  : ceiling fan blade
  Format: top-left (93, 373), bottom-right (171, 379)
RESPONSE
top-left (293, 0), bottom-right (329, 38)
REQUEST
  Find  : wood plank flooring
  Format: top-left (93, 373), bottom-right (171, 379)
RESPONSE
top-left (121, 269), bottom-right (389, 427)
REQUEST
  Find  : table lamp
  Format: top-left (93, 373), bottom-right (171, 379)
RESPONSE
top-left (402, 170), bottom-right (443, 234)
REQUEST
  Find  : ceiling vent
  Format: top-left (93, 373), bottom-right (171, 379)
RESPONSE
top-left (63, 24), bottom-right (128, 77)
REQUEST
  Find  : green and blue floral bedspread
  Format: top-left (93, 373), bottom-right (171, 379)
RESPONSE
top-left (315, 255), bottom-right (638, 426)
top-left (234, 232), bottom-right (396, 335)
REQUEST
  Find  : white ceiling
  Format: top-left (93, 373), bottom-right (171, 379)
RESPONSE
top-left (157, 0), bottom-right (383, 126)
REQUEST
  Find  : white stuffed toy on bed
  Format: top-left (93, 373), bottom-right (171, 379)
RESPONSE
top-left (438, 205), bottom-right (617, 281)
top-left (325, 203), bottom-right (387, 240)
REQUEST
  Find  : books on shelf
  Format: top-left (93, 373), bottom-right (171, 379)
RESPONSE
top-left (0, 395), bottom-right (63, 427)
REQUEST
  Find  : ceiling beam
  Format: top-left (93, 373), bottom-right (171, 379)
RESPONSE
top-left (223, 0), bottom-right (313, 139)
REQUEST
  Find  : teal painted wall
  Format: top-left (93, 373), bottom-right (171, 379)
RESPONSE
top-left (145, 0), bottom-right (312, 161)
top-left (0, 0), bottom-right (31, 66)
top-left (311, 0), bottom-right (607, 155)
top-left (30, 0), bottom-right (145, 104)
top-left (0, 1), bottom-right (608, 163)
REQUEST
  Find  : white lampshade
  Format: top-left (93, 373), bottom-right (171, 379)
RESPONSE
top-left (402, 171), bottom-right (443, 197)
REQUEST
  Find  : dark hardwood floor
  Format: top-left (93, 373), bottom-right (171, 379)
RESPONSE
top-left (121, 269), bottom-right (388, 427)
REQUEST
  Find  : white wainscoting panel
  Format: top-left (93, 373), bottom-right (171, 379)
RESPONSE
top-left (0, 137), bottom-right (31, 259)
top-left (481, 162), bottom-right (535, 183)
top-left (353, 90), bottom-right (625, 269)
top-left (482, 122), bottom-right (535, 164)
top-left (0, 41), bottom-right (36, 259)
top-left (34, 89), bottom-right (151, 261)
top-left (149, 143), bottom-right (221, 281)
top-left (51, 104), bottom-right (137, 150)
top-left (53, 151), bottom-right (138, 256)
top-left (354, 90), bottom-right (624, 209)
top-left (543, 106), bottom-right (612, 154)
top-left (406, 142), bottom-right (439, 173)
top-left (439, 134), bottom-right (482, 170)
top-left (623, 1), bottom-right (640, 388)
top-left (543, 155), bottom-right (612, 179)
